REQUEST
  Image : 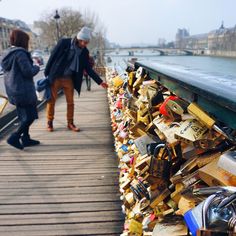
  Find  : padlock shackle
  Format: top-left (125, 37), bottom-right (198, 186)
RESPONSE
top-left (202, 193), bottom-right (229, 229)
top-left (153, 143), bottom-right (172, 162)
top-left (202, 194), bottom-right (218, 229)
top-left (153, 143), bottom-right (165, 157)
top-left (217, 192), bottom-right (236, 211)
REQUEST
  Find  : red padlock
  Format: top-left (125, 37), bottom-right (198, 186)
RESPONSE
top-left (116, 98), bottom-right (123, 109)
top-left (159, 96), bottom-right (178, 117)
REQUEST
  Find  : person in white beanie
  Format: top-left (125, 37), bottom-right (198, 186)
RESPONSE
top-left (77, 26), bottom-right (92, 42)
top-left (44, 26), bottom-right (108, 132)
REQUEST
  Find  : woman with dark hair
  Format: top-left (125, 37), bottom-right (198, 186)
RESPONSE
top-left (0, 29), bottom-right (40, 150)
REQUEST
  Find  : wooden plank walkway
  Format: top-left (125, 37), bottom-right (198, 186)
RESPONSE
top-left (0, 82), bottom-right (124, 236)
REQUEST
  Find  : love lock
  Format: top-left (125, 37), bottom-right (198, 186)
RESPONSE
top-left (133, 67), bottom-right (146, 88)
top-left (136, 66), bottom-right (145, 79)
top-left (184, 191), bottom-right (236, 236)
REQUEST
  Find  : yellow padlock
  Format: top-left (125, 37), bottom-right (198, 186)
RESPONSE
top-left (128, 71), bottom-right (136, 86)
top-left (128, 219), bottom-right (143, 235)
top-left (187, 103), bottom-right (214, 128)
top-left (112, 76), bottom-right (124, 88)
top-left (187, 102), bottom-right (229, 139)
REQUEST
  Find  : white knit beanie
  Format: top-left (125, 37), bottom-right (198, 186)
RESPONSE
top-left (77, 27), bottom-right (92, 41)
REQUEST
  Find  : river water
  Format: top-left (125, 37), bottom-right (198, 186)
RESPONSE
top-left (106, 52), bottom-right (236, 79)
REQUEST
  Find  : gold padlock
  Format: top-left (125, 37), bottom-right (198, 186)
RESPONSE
top-left (124, 192), bottom-right (135, 207)
top-left (128, 219), bottom-right (143, 235)
top-left (120, 178), bottom-right (132, 191)
top-left (130, 122), bottom-right (147, 137)
top-left (128, 71), bottom-right (136, 86)
top-left (112, 75), bottom-right (124, 88)
top-left (150, 188), bottom-right (171, 208)
top-left (137, 110), bottom-right (150, 125)
top-left (133, 67), bottom-right (146, 88)
top-left (146, 84), bottom-right (158, 101)
top-left (199, 157), bottom-right (236, 186)
top-left (174, 119), bottom-right (208, 144)
top-left (166, 98), bottom-right (188, 115)
top-left (187, 102), bottom-right (229, 139)
top-left (135, 156), bottom-right (151, 170)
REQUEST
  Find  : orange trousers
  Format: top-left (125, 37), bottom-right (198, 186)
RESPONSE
top-left (46, 78), bottom-right (74, 123)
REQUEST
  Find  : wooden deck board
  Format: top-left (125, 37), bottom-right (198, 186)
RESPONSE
top-left (0, 222), bottom-right (124, 236)
top-left (0, 84), bottom-right (124, 235)
top-left (0, 202), bottom-right (122, 214)
top-left (0, 211), bottom-right (124, 225)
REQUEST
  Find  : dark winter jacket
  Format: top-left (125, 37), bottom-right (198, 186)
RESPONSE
top-left (0, 47), bottom-right (40, 106)
top-left (44, 38), bottom-right (103, 95)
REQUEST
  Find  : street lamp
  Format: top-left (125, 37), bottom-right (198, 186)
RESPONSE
top-left (54, 10), bottom-right (60, 41)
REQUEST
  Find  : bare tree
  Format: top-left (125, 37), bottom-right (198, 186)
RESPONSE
top-left (34, 8), bottom-right (85, 50)
top-left (34, 7), bottom-right (107, 64)
top-left (58, 8), bottom-right (84, 38)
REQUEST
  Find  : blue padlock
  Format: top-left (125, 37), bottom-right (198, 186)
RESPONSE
top-left (120, 144), bottom-right (129, 153)
top-left (184, 192), bottom-right (236, 236)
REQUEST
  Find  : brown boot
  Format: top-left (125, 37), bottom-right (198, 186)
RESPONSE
top-left (47, 120), bottom-right (53, 132)
top-left (68, 123), bottom-right (80, 132)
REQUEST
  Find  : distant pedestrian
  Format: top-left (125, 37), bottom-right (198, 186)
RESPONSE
top-left (83, 55), bottom-right (95, 91)
top-left (44, 26), bottom-right (108, 132)
top-left (0, 29), bottom-right (40, 150)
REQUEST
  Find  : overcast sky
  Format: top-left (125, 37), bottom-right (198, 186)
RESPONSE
top-left (0, 0), bottom-right (236, 45)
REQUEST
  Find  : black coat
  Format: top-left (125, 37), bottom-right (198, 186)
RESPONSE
top-left (44, 38), bottom-right (103, 95)
top-left (1, 47), bottom-right (39, 106)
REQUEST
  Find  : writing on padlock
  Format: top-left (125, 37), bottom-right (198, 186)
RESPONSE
top-left (174, 119), bottom-right (208, 144)
top-left (187, 102), bottom-right (231, 140)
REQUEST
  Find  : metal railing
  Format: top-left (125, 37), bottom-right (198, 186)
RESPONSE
top-left (135, 61), bottom-right (236, 130)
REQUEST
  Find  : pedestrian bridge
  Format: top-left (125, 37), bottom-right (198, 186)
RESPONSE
top-left (0, 82), bottom-right (124, 235)
top-left (104, 47), bottom-right (199, 56)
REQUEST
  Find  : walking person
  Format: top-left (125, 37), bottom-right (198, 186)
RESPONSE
top-left (83, 55), bottom-right (95, 91)
top-left (0, 29), bottom-right (40, 150)
top-left (44, 26), bottom-right (108, 132)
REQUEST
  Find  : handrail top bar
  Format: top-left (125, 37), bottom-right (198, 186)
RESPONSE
top-left (135, 61), bottom-right (236, 113)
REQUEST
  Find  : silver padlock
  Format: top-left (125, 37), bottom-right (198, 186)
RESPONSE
top-left (202, 192), bottom-right (236, 230)
top-left (184, 192), bottom-right (236, 236)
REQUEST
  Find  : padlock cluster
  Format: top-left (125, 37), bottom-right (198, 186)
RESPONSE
top-left (106, 66), bottom-right (236, 236)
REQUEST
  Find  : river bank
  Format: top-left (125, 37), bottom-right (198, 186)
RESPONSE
top-left (195, 49), bottom-right (236, 58)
